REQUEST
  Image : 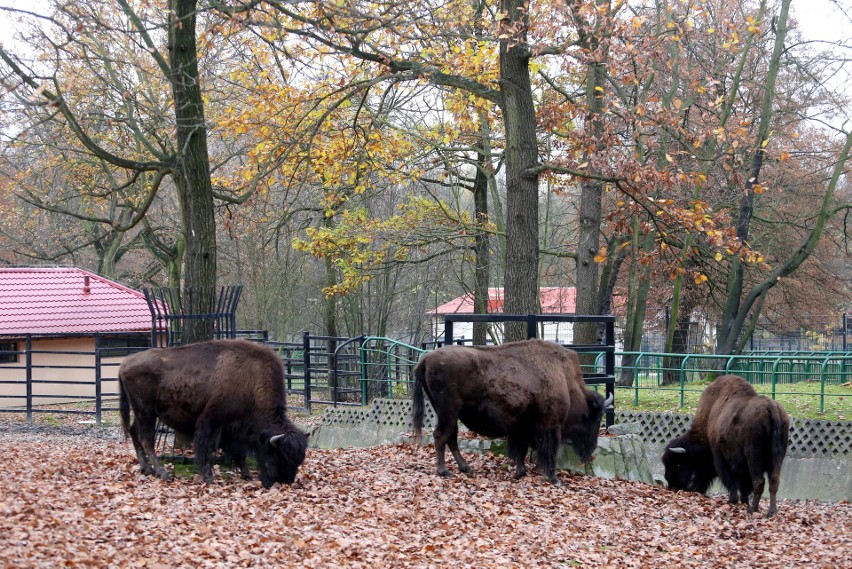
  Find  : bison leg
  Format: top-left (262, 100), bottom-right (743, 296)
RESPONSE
top-left (714, 453), bottom-right (743, 505)
top-left (129, 415), bottom-right (171, 480)
top-left (765, 486), bottom-right (778, 518)
top-left (765, 462), bottom-right (782, 518)
top-left (748, 475), bottom-right (766, 515)
top-left (233, 455), bottom-right (252, 480)
top-left (433, 421), bottom-right (469, 477)
top-left (125, 418), bottom-right (153, 475)
top-left (507, 435), bottom-right (529, 480)
top-left (534, 430), bottom-right (561, 485)
top-left (447, 429), bottom-right (472, 476)
top-left (740, 473), bottom-right (754, 506)
top-left (194, 419), bottom-right (223, 484)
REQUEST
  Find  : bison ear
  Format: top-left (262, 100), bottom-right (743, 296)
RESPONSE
top-left (668, 447), bottom-right (688, 454)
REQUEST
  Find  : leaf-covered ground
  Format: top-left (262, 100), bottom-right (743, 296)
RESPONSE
top-left (0, 430), bottom-right (849, 568)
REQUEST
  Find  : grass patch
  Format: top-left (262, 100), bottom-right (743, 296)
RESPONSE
top-left (167, 455), bottom-right (259, 479)
top-left (615, 380), bottom-right (850, 421)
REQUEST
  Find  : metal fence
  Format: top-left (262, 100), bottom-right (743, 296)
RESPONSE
top-left (609, 351), bottom-right (851, 416)
top-left (266, 333), bottom-right (426, 413)
top-left (0, 339), bottom-right (125, 423)
top-left (1, 340), bottom-right (849, 424)
top-left (143, 286), bottom-right (243, 347)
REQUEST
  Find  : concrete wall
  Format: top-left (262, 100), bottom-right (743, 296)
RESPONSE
top-left (643, 444), bottom-right (851, 502)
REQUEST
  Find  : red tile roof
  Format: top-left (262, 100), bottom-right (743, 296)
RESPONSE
top-left (430, 287), bottom-right (579, 314)
top-left (0, 267), bottom-right (156, 335)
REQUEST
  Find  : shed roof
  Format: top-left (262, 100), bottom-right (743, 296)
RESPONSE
top-left (0, 267), bottom-right (155, 335)
top-left (430, 287), bottom-right (579, 315)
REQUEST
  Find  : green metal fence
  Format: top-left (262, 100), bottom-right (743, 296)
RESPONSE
top-left (589, 351), bottom-right (851, 418)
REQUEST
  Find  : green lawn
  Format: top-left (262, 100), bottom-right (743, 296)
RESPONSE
top-left (614, 380), bottom-right (850, 421)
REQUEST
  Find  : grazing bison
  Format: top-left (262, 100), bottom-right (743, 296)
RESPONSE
top-left (412, 339), bottom-right (612, 484)
top-left (118, 339), bottom-right (308, 488)
top-left (662, 374), bottom-right (790, 517)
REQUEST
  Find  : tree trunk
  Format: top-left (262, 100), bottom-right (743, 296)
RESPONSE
top-left (167, 0), bottom-right (217, 343)
top-left (472, 138), bottom-right (491, 346)
top-left (715, 0), bottom-right (790, 354)
top-left (572, 0), bottom-right (610, 354)
top-left (499, 0), bottom-right (540, 342)
top-left (662, 295), bottom-right (696, 386)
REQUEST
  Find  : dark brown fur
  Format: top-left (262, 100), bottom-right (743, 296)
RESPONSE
top-left (662, 374), bottom-right (790, 517)
top-left (412, 339), bottom-right (608, 484)
top-left (118, 339), bottom-right (308, 487)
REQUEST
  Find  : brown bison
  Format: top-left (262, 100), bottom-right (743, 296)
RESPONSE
top-left (662, 374), bottom-right (790, 517)
top-left (118, 339), bottom-right (308, 487)
top-left (412, 339), bottom-right (612, 484)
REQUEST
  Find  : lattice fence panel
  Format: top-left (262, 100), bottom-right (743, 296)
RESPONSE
top-left (789, 418), bottom-right (851, 457)
top-left (318, 399), bottom-right (437, 430)
top-left (615, 411), bottom-right (692, 447)
top-left (373, 398), bottom-right (436, 429)
top-left (616, 411), bottom-right (851, 458)
top-left (316, 402), bottom-right (849, 458)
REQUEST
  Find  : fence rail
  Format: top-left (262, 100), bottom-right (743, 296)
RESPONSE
top-left (608, 351), bottom-right (851, 415)
top-left (0, 341), bottom-right (124, 423)
top-left (1, 341), bottom-right (849, 423)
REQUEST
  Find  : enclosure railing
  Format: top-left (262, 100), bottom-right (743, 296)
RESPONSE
top-left (1, 342), bottom-right (849, 423)
top-left (0, 340), bottom-right (129, 424)
top-left (601, 351), bottom-right (851, 416)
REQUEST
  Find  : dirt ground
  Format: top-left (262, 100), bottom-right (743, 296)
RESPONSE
top-left (0, 422), bottom-right (849, 568)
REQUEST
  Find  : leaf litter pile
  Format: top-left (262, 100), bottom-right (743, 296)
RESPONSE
top-left (0, 429), bottom-right (849, 568)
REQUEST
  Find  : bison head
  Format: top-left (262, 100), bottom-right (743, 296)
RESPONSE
top-left (662, 434), bottom-right (716, 494)
top-left (562, 390), bottom-right (612, 463)
top-left (256, 426), bottom-right (309, 488)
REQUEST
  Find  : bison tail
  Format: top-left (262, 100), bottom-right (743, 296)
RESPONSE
top-left (118, 373), bottom-right (131, 439)
top-left (411, 361), bottom-right (426, 444)
top-left (769, 403), bottom-right (789, 466)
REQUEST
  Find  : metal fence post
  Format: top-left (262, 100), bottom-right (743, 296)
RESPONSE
top-left (95, 336), bottom-right (102, 425)
top-left (303, 331), bottom-right (312, 414)
top-left (526, 315), bottom-right (537, 340)
top-left (605, 319), bottom-right (615, 428)
top-left (25, 335), bottom-right (32, 424)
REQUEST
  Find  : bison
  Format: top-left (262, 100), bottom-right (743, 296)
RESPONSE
top-left (662, 374), bottom-right (790, 517)
top-left (118, 339), bottom-right (309, 488)
top-left (412, 339), bottom-right (612, 484)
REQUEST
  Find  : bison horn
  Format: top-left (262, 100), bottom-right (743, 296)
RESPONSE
top-left (603, 393), bottom-right (614, 408)
top-left (668, 447), bottom-right (687, 454)
top-left (269, 433), bottom-right (288, 448)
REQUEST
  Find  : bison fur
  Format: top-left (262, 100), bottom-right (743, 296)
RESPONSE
top-left (662, 374), bottom-right (790, 517)
top-left (412, 339), bottom-right (611, 484)
top-left (118, 339), bottom-right (308, 487)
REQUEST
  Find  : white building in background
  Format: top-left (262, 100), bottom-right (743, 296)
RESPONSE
top-left (429, 287), bottom-right (619, 345)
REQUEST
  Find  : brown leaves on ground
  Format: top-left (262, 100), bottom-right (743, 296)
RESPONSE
top-left (0, 434), bottom-right (848, 568)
